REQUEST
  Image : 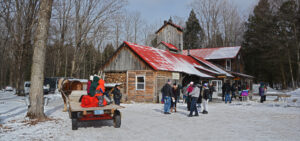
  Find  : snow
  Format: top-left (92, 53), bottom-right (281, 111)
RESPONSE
top-left (1, 90), bottom-right (300, 141)
top-left (287, 88), bottom-right (300, 106)
top-left (125, 41), bottom-right (213, 78)
top-left (183, 46), bottom-right (241, 60)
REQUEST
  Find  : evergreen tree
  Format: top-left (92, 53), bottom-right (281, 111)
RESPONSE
top-left (242, 0), bottom-right (276, 83)
top-left (103, 43), bottom-right (115, 63)
top-left (183, 9), bottom-right (205, 49)
top-left (243, 0), bottom-right (300, 88)
top-left (276, 0), bottom-right (298, 88)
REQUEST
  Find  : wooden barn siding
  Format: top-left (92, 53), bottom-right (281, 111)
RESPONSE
top-left (104, 72), bottom-right (127, 101)
top-left (157, 25), bottom-right (182, 50)
top-left (103, 46), bottom-right (151, 71)
top-left (127, 70), bottom-right (156, 102)
top-left (155, 71), bottom-right (173, 103)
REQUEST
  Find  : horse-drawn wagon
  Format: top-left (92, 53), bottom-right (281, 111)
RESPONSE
top-left (66, 90), bottom-right (124, 130)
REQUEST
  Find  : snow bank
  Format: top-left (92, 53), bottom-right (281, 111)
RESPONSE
top-left (286, 88), bottom-right (300, 106)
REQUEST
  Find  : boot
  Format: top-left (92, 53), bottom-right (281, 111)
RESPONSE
top-left (170, 107), bottom-right (173, 113)
top-left (174, 107), bottom-right (177, 112)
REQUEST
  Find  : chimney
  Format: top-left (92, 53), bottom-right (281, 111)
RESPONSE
top-left (168, 17), bottom-right (173, 23)
top-left (164, 20), bottom-right (167, 24)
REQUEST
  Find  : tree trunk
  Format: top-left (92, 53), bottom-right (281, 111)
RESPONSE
top-left (27, 0), bottom-right (53, 120)
top-left (287, 50), bottom-right (296, 89)
top-left (64, 45), bottom-right (68, 77)
top-left (280, 62), bottom-right (287, 89)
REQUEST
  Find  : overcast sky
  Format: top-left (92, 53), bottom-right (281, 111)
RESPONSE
top-left (126, 0), bottom-right (259, 24)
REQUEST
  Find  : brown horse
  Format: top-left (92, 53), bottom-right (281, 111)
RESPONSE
top-left (58, 78), bottom-right (83, 112)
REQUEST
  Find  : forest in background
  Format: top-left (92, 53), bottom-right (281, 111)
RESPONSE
top-left (0, 0), bottom-right (299, 92)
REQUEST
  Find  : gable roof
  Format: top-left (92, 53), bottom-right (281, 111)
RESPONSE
top-left (123, 41), bottom-right (213, 78)
top-left (191, 55), bottom-right (233, 77)
top-left (159, 41), bottom-right (178, 51)
top-left (155, 21), bottom-right (183, 34)
top-left (183, 46), bottom-right (241, 60)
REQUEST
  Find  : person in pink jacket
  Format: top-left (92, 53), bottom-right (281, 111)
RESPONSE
top-left (87, 75), bottom-right (93, 95)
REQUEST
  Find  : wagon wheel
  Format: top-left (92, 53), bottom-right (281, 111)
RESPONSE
top-left (113, 111), bottom-right (121, 128)
top-left (72, 119), bottom-right (78, 130)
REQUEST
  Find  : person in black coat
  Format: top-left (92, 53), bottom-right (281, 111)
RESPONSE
top-left (222, 83), bottom-right (225, 101)
top-left (112, 85), bottom-right (122, 105)
top-left (224, 82), bottom-right (231, 104)
top-left (208, 83), bottom-right (215, 102)
top-left (171, 83), bottom-right (180, 112)
top-left (231, 83), bottom-right (237, 101)
top-left (161, 80), bottom-right (174, 114)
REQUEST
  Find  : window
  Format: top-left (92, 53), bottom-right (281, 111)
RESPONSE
top-left (226, 59), bottom-right (231, 71)
top-left (136, 76), bottom-right (145, 90)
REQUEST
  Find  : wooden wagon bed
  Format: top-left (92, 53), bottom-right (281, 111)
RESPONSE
top-left (69, 102), bottom-right (124, 112)
top-left (66, 90), bottom-right (124, 130)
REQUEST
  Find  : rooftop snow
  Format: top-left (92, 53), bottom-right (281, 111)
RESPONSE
top-left (183, 46), bottom-right (241, 60)
top-left (124, 41), bottom-right (213, 78)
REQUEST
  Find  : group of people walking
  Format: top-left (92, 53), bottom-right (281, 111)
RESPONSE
top-left (161, 79), bottom-right (268, 117)
top-left (161, 80), bottom-right (214, 117)
top-left (184, 82), bottom-right (211, 117)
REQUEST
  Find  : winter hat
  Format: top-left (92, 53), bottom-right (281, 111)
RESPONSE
top-left (204, 83), bottom-right (208, 87)
top-left (190, 81), bottom-right (194, 85)
top-left (89, 75), bottom-right (94, 81)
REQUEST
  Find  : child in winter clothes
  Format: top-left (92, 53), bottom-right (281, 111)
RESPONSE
top-left (202, 83), bottom-right (210, 114)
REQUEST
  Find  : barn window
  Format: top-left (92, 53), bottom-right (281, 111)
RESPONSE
top-left (226, 59), bottom-right (231, 71)
top-left (136, 76), bottom-right (145, 90)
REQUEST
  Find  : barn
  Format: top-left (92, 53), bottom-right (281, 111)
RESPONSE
top-left (101, 19), bottom-right (253, 103)
top-left (101, 41), bottom-right (214, 103)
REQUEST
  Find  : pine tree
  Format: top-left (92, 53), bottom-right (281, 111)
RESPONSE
top-left (242, 0), bottom-right (277, 84)
top-left (183, 10), bottom-right (205, 49)
top-left (102, 43), bottom-right (115, 64)
top-left (276, 0), bottom-right (298, 88)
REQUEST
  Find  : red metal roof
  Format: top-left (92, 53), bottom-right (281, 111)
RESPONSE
top-left (123, 41), bottom-right (213, 78)
top-left (183, 46), bottom-right (241, 60)
top-left (191, 55), bottom-right (233, 77)
top-left (160, 41), bottom-right (178, 51)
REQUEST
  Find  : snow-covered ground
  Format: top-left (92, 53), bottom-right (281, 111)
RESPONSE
top-left (1, 90), bottom-right (300, 141)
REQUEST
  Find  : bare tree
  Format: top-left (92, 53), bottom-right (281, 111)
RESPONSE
top-left (132, 11), bottom-right (142, 44)
top-left (70, 0), bottom-right (125, 77)
top-left (124, 13), bottom-right (134, 42)
top-left (27, 0), bottom-right (53, 119)
top-left (0, 0), bottom-right (39, 93)
top-left (190, 0), bottom-right (244, 47)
